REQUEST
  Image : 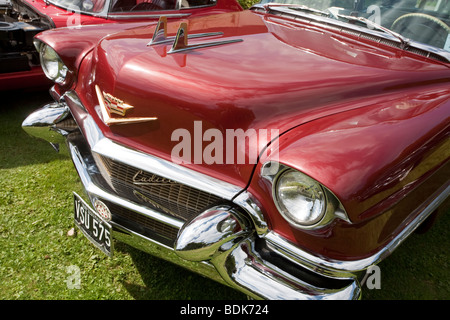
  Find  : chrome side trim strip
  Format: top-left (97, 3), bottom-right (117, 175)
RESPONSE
top-left (107, 13), bottom-right (191, 20)
top-left (64, 91), bottom-right (243, 201)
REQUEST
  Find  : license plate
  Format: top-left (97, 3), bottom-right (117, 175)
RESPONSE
top-left (73, 193), bottom-right (113, 257)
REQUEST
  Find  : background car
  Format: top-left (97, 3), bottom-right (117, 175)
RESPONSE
top-left (0, 0), bottom-right (242, 90)
top-left (22, 0), bottom-right (449, 299)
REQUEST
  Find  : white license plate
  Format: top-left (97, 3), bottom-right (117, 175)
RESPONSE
top-left (73, 192), bottom-right (113, 257)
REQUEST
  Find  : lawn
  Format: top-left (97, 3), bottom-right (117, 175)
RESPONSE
top-left (0, 89), bottom-right (448, 301)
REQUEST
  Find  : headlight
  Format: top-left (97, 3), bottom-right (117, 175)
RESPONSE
top-left (274, 169), bottom-right (326, 227)
top-left (38, 43), bottom-right (68, 84)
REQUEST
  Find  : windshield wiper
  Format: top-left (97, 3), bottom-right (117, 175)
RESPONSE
top-left (335, 13), bottom-right (410, 49)
top-left (261, 3), bottom-right (331, 18)
top-left (258, 4), bottom-right (409, 47)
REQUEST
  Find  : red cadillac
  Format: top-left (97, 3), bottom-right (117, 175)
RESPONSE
top-left (23, 0), bottom-right (449, 299)
top-left (0, 0), bottom-right (242, 90)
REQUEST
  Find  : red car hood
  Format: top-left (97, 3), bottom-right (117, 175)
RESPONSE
top-left (83, 10), bottom-right (449, 189)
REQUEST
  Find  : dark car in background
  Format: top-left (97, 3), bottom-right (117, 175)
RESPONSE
top-left (0, 0), bottom-right (242, 90)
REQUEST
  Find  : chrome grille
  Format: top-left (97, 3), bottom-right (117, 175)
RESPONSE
top-left (103, 200), bottom-right (179, 246)
top-left (96, 155), bottom-right (223, 222)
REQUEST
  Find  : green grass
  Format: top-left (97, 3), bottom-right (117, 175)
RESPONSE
top-left (0, 89), bottom-right (448, 300)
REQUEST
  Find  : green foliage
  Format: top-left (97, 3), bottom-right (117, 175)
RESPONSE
top-left (238, 0), bottom-right (260, 9)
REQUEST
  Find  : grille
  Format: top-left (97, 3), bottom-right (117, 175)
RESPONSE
top-left (103, 200), bottom-right (179, 246)
top-left (96, 155), bottom-right (223, 222)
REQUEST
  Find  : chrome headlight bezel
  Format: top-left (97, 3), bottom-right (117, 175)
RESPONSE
top-left (34, 40), bottom-right (68, 84)
top-left (261, 162), bottom-right (349, 230)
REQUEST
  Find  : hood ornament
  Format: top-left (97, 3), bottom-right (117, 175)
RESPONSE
top-left (147, 16), bottom-right (223, 46)
top-left (147, 16), bottom-right (243, 53)
top-left (95, 85), bottom-right (157, 126)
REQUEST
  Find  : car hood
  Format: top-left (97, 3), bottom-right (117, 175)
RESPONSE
top-left (83, 10), bottom-right (449, 190)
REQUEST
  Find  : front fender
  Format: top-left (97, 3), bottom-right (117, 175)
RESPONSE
top-left (248, 85), bottom-right (450, 261)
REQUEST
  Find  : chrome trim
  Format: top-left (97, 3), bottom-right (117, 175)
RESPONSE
top-left (108, 13), bottom-right (191, 20)
top-left (148, 15), bottom-right (168, 46)
top-left (69, 141), bottom-right (184, 229)
top-left (112, 204), bottom-right (361, 300)
top-left (212, 239), bottom-right (361, 300)
top-left (147, 16), bottom-right (224, 46)
top-left (21, 102), bottom-right (72, 153)
top-left (232, 191), bottom-right (268, 235)
top-left (63, 91), bottom-right (243, 201)
top-left (111, 224), bottom-right (229, 287)
top-left (264, 182), bottom-right (450, 277)
top-left (168, 38), bottom-right (243, 54)
top-left (175, 205), bottom-right (252, 261)
top-left (167, 22), bottom-right (242, 54)
top-left (92, 137), bottom-right (241, 200)
top-left (178, 3), bottom-right (217, 10)
top-left (174, 204), bottom-right (360, 299)
top-left (148, 32), bottom-right (225, 46)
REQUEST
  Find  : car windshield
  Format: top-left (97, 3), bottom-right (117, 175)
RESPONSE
top-left (257, 0), bottom-right (450, 52)
top-left (48, 0), bottom-right (216, 14)
top-left (48, 0), bottom-right (109, 13)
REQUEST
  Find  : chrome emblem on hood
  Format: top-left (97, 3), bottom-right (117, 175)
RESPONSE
top-left (95, 85), bottom-right (157, 126)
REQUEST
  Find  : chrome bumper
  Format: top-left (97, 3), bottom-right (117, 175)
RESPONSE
top-left (22, 92), bottom-right (362, 300)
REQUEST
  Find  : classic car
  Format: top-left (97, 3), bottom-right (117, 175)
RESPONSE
top-left (0, 0), bottom-right (242, 90)
top-left (22, 0), bottom-right (449, 299)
